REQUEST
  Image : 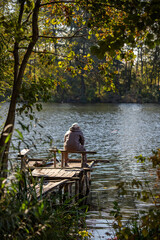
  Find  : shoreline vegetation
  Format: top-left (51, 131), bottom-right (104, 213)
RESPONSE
top-left (2, 88), bottom-right (160, 105)
top-left (50, 92), bottom-right (160, 104)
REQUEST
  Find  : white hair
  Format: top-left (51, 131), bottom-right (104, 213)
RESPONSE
top-left (71, 123), bottom-right (79, 128)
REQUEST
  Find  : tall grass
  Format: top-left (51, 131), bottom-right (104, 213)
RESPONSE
top-left (0, 170), bottom-right (90, 240)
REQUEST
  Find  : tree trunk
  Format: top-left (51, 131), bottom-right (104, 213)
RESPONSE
top-left (80, 42), bottom-right (86, 102)
top-left (0, 0), bottom-right (41, 179)
top-left (140, 46), bottom-right (143, 82)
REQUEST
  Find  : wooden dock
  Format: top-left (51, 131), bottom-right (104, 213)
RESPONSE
top-left (19, 148), bottom-right (98, 200)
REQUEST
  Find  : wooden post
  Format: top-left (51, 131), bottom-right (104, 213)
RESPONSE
top-left (68, 182), bottom-right (72, 200)
top-left (83, 171), bottom-right (87, 195)
top-left (85, 170), bottom-right (90, 194)
top-left (81, 153), bottom-right (85, 168)
top-left (79, 171), bottom-right (85, 198)
top-left (63, 183), bottom-right (68, 201)
top-left (61, 152), bottom-right (64, 168)
top-left (18, 149), bottom-right (30, 171)
top-left (59, 185), bottom-right (63, 204)
top-left (54, 152), bottom-right (56, 168)
top-left (87, 171), bottom-right (91, 185)
top-left (21, 155), bottom-right (26, 171)
top-left (75, 179), bottom-right (79, 200)
top-left (64, 152), bottom-right (68, 166)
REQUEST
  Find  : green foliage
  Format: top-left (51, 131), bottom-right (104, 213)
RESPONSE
top-left (0, 170), bottom-right (89, 240)
top-left (0, 31), bottom-right (13, 100)
top-left (87, 0), bottom-right (160, 57)
top-left (0, 0), bottom-right (160, 105)
top-left (111, 205), bottom-right (160, 240)
top-left (110, 149), bottom-right (160, 240)
top-left (0, 0), bottom-right (160, 181)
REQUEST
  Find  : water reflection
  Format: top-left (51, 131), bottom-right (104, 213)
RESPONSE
top-left (0, 102), bottom-right (160, 239)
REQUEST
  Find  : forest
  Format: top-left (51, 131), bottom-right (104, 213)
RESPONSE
top-left (0, 0), bottom-right (160, 239)
top-left (1, 0), bottom-right (160, 108)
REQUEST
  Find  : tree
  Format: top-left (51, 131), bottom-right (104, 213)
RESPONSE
top-left (0, 0), bottom-right (159, 179)
top-left (0, 0), bottom-right (94, 178)
top-left (88, 0), bottom-right (160, 58)
top-left (0, 0), bottom-right (42, 178)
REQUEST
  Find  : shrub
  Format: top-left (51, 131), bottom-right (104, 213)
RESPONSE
top-left (0, 170), bottom-right (89, 240)
top-left (110, 150), bottom-right (160, 240)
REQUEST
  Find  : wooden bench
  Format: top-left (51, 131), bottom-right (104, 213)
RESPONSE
top-left (49, 148), bottom-right (97, 168)
top-left (18, 148), bottom-right (97, 169)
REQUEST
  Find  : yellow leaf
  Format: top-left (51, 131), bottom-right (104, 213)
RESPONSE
top-left (118, 220), bottom-right (122, 227)
top-left (142, 229), bottom-right (148, 237)
top-left (84, 65), bottom-right (88, 70)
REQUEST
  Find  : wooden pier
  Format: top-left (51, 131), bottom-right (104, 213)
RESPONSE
top-left (19, 148), bottom-right (98, 200)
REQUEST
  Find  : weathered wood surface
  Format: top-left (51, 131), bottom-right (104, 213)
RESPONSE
top-left (29, 160), bottom-right (94, 197)
top-left (32, 167), bottom-right (81, 179)
top-left (18, 148), bottom-right (105, 198)
top-left (34, 180), bottom-right (68, 198)
top-left (49, 149), bottom-right (97, 154)
top-left (67, 159), bottom-right (110, 163)
top-left (27, 160), bottom-right (95, 170)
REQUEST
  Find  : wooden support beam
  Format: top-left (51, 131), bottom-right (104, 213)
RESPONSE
top-left (49, 149), bottom-right (97, 154)
top-left (28, 158), bottom-right (49, 162)
top-left (62, 159), bottom-right (110, 163)
top-left (75, 179), bottom-right (79, 200)
top-left (65, 180), bottom-right (76, 184)
top-left (32, 176), bottom-right (80, 180)
top-left (28, 166), bottom-right (92, 171)
top-left (61, 152), bottom-right (64, 168)
top-left (54, 151), bottom-right (57, 168)
top-left (83, 168), bottom-right (93, 171)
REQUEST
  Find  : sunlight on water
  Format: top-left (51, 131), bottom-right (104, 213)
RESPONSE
top-left (1, 102), bottom-right (160, 239)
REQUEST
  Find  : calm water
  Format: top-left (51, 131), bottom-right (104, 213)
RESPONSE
top-left (1, 102), bottom-right (160, 239)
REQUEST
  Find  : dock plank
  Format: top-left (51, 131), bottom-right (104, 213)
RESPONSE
top-left (26, 152), bottom-right (99, 197)
top-left (35, 179), bottom-right (68, 197)
top-left (32, 167), bottom-right (80, 180)
top-left (54, 169), bottom-right (67, 177)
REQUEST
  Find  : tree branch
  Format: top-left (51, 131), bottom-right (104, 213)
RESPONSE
top-left (39, 34), bottom-right (87, 39)
top-left (14, 1), bottom-right (25, 82)
top-left (40, 0), bottom-right (76, 7)
top-left (32, 50), bottom-right (68, 58)
top-left (15, 0), bottom-right (41, 90)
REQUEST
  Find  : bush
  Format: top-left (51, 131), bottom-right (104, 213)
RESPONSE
top-left (0, 170), bottom-right (89, 240)
top-left (110, 150), bottom-right (160, 240)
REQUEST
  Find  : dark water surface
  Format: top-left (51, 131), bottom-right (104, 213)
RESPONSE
top-left (1, 103), bottom-right (160, 239)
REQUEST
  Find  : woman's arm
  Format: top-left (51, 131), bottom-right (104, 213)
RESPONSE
top-left (79, 131), bottom-right (85, 145)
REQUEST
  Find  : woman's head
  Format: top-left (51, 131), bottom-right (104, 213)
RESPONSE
top-left (71, 123), bottom-right (79, 128)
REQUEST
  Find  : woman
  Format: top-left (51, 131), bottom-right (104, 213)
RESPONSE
top-left (64, 123), bottom-right (88, 167)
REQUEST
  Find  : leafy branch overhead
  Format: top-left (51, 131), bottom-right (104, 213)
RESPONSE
top-left (86, 0), bottom-right (160, 58)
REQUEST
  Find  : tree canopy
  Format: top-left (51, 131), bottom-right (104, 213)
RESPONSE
top-left (0, 0), bottom-right (160, 177)
top-left (87, 0), bottom-right (160, 58)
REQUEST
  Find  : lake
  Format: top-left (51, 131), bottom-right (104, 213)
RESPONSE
top-left (1, 102), bottom-right (160, 239)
